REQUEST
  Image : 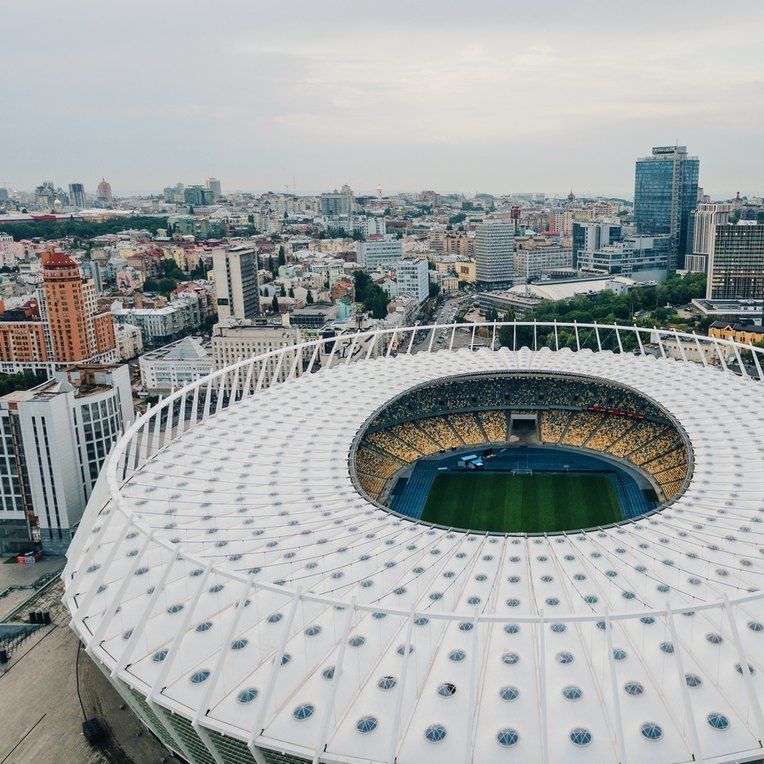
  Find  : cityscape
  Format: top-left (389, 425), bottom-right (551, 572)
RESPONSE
top-left (1, 3), bottom-right (763, 764)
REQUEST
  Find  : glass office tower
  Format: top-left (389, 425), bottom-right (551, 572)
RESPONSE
top-left (634, 145), bottom-right (699, 270)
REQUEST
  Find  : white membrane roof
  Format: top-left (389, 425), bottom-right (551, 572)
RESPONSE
top-left (64, 345), bottom-right (764, 763)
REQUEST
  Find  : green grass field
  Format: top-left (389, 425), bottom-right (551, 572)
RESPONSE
top-left (420, 472), bottom-right (621, 533)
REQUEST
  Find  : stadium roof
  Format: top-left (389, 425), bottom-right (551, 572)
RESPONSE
top-left (64, 333), bottom-right (764, 764)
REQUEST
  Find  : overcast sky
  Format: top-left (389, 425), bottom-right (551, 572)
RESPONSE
top-left (3, 0), bottom-right (762, 199)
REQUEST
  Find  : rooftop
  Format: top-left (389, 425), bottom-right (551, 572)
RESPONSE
top-left (64, 335), bottom-right (764, 764)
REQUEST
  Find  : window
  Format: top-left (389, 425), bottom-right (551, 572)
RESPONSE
top-left (293, 703), bottom-right (315, 721)
top-left (496, 728), bottom-right (519, 748)
top-left (570, 728), bottom-right (592, 747)
top-left (641, 722), bottom-right (663, 740)
top-left (356, 716), bottom-right (378, 734)
top-left (707, 712), bottom-right (729, 730)
top-left (499, 685), bottom-right (519, 701)
top-left (237, 687), bottom-right (258, 704)
top-left (424, 724), bottom-right (447, 743)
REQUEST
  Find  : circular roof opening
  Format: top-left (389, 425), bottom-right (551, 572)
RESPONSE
top-left (352, 371), bottom-right (691, 534)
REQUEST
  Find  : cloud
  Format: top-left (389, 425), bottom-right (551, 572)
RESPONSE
top-left (1, 0), bottom-right (762, 197)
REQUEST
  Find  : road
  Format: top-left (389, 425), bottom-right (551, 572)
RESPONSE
top-left (412, 293), bottom-right (486, 352)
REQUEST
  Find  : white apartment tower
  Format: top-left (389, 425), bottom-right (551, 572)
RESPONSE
top-left (396, 258), bottom-right (430, 303)
top-left (213, 246), bottom-right (259, 323)
top-left (475, 221), bottom-right (515, 289)
top-left (0, 364), bottom-right (133, 554)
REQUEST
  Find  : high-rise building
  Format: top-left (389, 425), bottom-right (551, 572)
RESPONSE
top-left (475, 221), bottom-right (515, 289)
top-left (184, 185), bottom-right (214, 206)
top-left (0, 363), bottom-right (133, 554)
top-left (634, 145), bottom-right (699, 270)
top-left (320, 190), bottom-right (351, 217)
top-left (212, 246), bottom-right (259, 322)
top-left (68, 182), bottom-right (86, 208)
top-left (707, 222), bottom-right (764, 300)
top-left (97, 178), bottom-right (113, 204)
top-left (355, 238), bottom-right (403, 271)
top-left (396, 258), bottom-right (430, 303)
top-left (206, 178), bottom-right (222, 200)
top-left (572, 222), bottom-right (622, 270)
top-left (692, 202), bottom-right (734, 257)
top-left (42, 250), bottom-right (116, 362)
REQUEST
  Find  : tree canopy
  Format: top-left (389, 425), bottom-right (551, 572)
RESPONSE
top-left (353, 270), bottom-right (390, 319)
top-left (2, 216), bottom-right (168, 241)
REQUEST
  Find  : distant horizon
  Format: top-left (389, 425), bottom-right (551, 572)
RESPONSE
top-left (2, 182), bottom-right (757, 206)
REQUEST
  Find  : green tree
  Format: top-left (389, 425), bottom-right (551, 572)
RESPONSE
top-left (353, 271), bottom-right (372, 304)
top-left (271, 293), bottom-right (279, 313)
top-left (0, 370), bottom-right (46, 396)
top-left (306, 289), bottom-right (314, 304)
top-left (278, 246), bottom-right (286, 267)
top-left (280, 283), bottom-right (286, 297)
top-left (1, 215), bottom-right (169, 242)
top-left (288, 286), bottom-right (295, 298)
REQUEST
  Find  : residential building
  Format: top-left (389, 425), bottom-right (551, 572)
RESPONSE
top-left (139, 336), bottom-right (213, 392)
top-left (111, 296), bottom-right (201, 347)
top-left (211, 322), bottom-right (301, 387)
top-left (290, 305), bottom-right (334, 330)
top-left (97, 178), bottom-right (113, 204)
top-left (330, 278), bottom-right (355, 302)
top-left (114, 322), bottom-right (143, 360)
top-left (0, 251), bottom-right (117, 369)
top-left (184, 185), bottom-right (214, 206)
top-left (206, 178), bottom-right (222, 200)
top-left (212, 246), bottom-right (259, 322)
top-left (475, 221), bottom-right (515, 289)
top-left (0, 364), bottom-right (133, 554)
top-left (68, 183), bottom-right (86, 208)
top-left (0, 300), bottom-right (49, 369)
top-left (396, 258), bottom-right (429, 304)
top-left (692, 202), bottom-right (734, 258)
top-left (320, 190), bottom-right (351, 217)
top-left (707, 222), bottom-right (764, 300)
top-left (355, 237), bottom-right (404, 271)
top-left (432, 271), bottom-right (459, 294)
top-left (42, 250), bottom-right (116, 362)
top-left (572, 222), bottom-right (621, 270)
top-left (0, 233), bottom-right (15, 268)
top-left (167, 215), bottom-right (224, 239)
top-left (325, 215), bottom-right (386, 238)
top-left (550, 210), bottom-right (573, 236)
top-left (634, 145), bottom-right (699, 269)
top-left (453, 259), bottom-right (476, 283)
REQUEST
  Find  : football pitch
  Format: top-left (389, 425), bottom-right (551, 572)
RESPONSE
top-left (420, 472), bottom-right (622, 533)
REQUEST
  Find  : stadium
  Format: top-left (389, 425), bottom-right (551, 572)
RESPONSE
top-left (63, 322), bottom-right (764, 764)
